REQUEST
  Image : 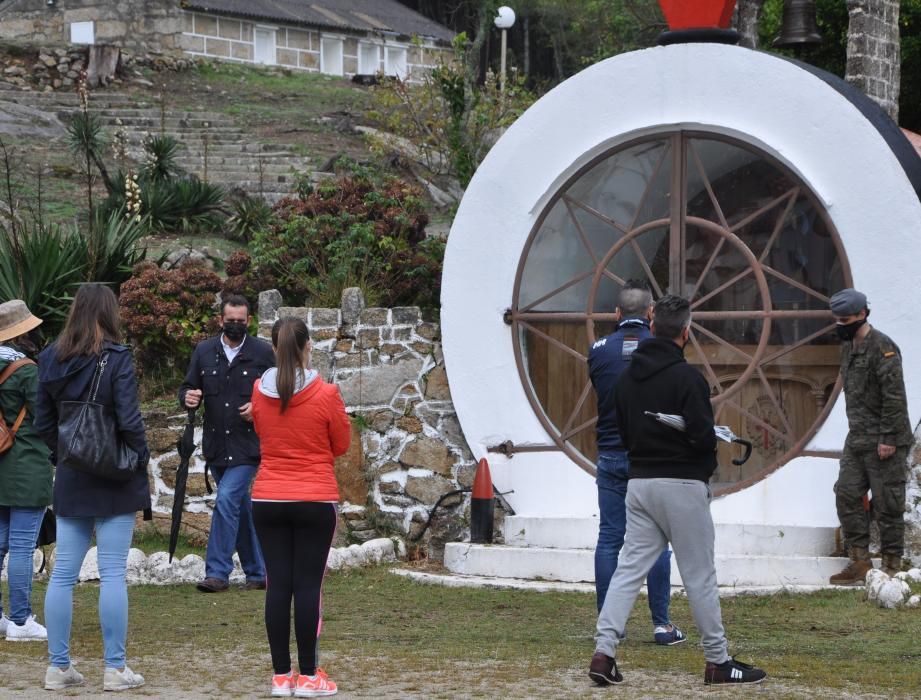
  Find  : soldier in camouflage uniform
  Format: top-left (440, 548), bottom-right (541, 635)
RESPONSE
top-left (828, 288), bottom-right (912, 585)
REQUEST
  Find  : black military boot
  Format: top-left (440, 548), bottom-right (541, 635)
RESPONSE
top-left (881, 553), bottom-right (903, 577)
top-left (829, 546), bottom-right (873, 585)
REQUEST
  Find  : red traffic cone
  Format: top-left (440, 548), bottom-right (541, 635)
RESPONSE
top-left (470, 458), bottom-right (494, 544)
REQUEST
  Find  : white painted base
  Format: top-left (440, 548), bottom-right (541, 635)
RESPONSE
top-left (503, 516), bottom-right (839, 557)
top-left (444, 543), bottom-right (853, 588)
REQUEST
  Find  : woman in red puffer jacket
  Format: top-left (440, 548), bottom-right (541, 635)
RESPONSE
top-left (250, 316), bottom-right (350, 698)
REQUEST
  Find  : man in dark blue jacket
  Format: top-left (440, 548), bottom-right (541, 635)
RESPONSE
top-left (589, 295), bottom-right (766, 687)
top-left (588, 280), bottom-right (683, 646)
top-left (179, 295), bottom-right (274, 592)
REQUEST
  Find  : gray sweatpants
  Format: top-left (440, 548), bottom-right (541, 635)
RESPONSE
top-left (594, 477), bottom-right (729, 664)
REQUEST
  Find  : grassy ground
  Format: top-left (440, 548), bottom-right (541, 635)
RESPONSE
top-left (1, 565), bottom-right (919, 698)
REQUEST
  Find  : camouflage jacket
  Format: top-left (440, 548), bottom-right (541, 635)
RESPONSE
top-left (840, 327), bottom-right (913, 450)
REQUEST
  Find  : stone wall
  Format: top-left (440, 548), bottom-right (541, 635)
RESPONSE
top-left (146, 288), bottom-right (488, 559)
top-left (180, 11), bottom-right (450, 83)
top-left (0, 0), bottom-right (180, 54)
top-left (846, 0), bottom-right (900, 121)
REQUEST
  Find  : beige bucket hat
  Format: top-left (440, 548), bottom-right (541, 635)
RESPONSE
top-left (0, 300), bottom-right (43, 343)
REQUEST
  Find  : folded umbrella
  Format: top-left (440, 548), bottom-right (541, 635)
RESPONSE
top-left (644, 411), bottom-right (753, 465)
top-left (169, 408), bottom-right (197, 563)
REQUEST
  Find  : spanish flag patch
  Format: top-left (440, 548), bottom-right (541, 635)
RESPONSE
top-left (883, 351), bottom-right (896, 358)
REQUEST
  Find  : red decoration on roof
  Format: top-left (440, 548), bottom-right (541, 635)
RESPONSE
top-left (658, 0), bottom-right (737, 30)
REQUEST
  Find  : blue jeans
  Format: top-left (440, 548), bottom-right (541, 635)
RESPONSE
top-left (45, 513), bottom-right (135, 668)
top-left (0, 506), bottom-right (45, 624)
top-left (595, 451), bottom-right (671, 624)
top-left (205, 464), bottom-right (265, 582)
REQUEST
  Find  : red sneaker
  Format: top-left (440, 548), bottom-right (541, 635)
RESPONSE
top-left (295, 669), bottom-right (337, 697)
top-left (271, 671), bottom-right (296, 697)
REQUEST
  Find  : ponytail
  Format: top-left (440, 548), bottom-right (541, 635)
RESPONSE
top-left (271, 317), bottom-right (309, 413)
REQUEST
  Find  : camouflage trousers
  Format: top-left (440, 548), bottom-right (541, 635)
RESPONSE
top-left (834, 445), bottom-right (908, 556)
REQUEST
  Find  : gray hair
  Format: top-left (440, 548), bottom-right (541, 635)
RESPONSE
top-left (618, 281), bottom-right (653, 317)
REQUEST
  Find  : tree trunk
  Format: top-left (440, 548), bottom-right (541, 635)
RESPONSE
top-left (523, 15), bottom-right (531, 77)
top-left (732, 0), bottom-right (765, 49)
top-left (87, 45), bottom-right (121, 88)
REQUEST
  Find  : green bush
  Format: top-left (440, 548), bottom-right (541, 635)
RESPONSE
top-left (0, 221), bottom-right (85, 333)
top-left (105, 172), bottom-right (226, 234)
top-left (119, 262), bottom-right (223, 379)
top-left (0, 211), bottom-right (147, 338)
top-left (227, 193), bottom-right (274, 243)
top-left (251, 169), bottom-right (441, 309)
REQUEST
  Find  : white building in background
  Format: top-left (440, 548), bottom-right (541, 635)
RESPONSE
top-left (179, 0), bottom-right (454, 82)
top-left (0, 0), bottom-right (455, 84)
top-left (441, 41), bottom-right (921, 587)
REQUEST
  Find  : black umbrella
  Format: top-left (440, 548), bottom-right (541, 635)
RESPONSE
top-left (169, 408), bottom-right (197, 563)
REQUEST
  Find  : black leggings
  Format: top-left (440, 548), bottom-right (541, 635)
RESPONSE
top-left (253, 501), bottom-right (337, 675)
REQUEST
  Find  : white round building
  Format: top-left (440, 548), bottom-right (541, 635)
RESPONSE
top-left (441, 41), bottom-right (921, 586)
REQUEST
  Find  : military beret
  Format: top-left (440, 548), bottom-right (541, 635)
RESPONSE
top-left (829, 288), bottom-right (868, 316)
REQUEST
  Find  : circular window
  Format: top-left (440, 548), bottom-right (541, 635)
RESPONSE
top-left (511, 131), bottom-right (851, 494)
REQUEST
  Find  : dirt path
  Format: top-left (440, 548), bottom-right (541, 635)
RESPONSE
top-left (1, 652), bottom-right (896, 699)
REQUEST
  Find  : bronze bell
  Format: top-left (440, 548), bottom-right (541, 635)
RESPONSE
top-left (773, 0), bottom-right (823, 48)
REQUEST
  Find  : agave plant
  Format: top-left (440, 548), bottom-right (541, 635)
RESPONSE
top-left (83, 208), bottom-right (148, 284)
top-left (140, 134), bottom-right (183, 184)
top-left (227, 193), bottom-right (274, 243)
top-left (0, 221), bottom-right (86, 333)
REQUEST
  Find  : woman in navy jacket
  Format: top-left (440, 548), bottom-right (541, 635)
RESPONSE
top-left (34, 284), bottom-right (149, 693)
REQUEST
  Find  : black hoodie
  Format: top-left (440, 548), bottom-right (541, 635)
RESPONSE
top-left (613, 337), bottom-right (717, 482)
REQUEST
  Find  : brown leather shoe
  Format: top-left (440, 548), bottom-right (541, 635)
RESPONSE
top-left (196, 577), bottom-right (229, 593)
top-left (243, 579), bottom-right (266, 591)
top-left (588, 651), bottom-right (623, 685)
top-left (829, 547), bottom-right (873, 586)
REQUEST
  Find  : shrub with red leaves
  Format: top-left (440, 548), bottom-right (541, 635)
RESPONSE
top-left (252, 170), bottom-right (440, 308)
top-left (119, 261), bottom-right (223, 372)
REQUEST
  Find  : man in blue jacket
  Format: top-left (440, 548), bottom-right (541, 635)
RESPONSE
top-left (179, 295), bottom-right (274, 592)
top-left (588, 280), bottom-right (683, 646)
top-left (589, 295), bottom-right (766, 686)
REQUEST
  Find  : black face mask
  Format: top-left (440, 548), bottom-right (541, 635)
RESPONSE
top-left (222, 322), bottom-right (247, 342)
top-left (835, 319), bottom-right (866, 341)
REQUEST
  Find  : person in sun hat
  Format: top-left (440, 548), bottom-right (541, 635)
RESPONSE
top-left (0, 299), bottom-right (52, 643)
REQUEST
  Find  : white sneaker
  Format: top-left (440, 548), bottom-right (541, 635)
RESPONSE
top-left (0, 613), bottom-right (9, 636)
top-left (45, 665), bottom-right (86, 690)
top-left (5, 614), bottom-right (47, 641)
top-left (104, 665), bottom-right (145, 691)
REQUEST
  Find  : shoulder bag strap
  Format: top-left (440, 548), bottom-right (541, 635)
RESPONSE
top-left (0, 358), bottom-right (35, 386)
top-left (87, 351), bottom-right (110, 402)
top-left (0, 358), bottom-right (35, 436)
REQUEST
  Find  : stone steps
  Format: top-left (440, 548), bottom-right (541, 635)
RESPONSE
top-left (443, 543), bottom-right (850, 587)
top-left (503, 516), bottom-right (838, 556)
top-left (0, 90), bottom-right (319, 200)
top-left (443, 516), bottom-right (846, 588)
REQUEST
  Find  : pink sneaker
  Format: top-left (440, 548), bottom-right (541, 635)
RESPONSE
top-left (294, 668), bottom-right (337, 697)
top-left (271, 671), bottom-right (296, 697)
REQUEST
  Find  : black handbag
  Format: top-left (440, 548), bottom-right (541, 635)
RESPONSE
top-left (57, 351), bottom-right (139, 482)
top-left (36, 507), bottom-right (56, 546)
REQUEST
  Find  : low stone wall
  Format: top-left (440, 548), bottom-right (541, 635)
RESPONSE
top-left (0, 45), bottom-right (196, 93)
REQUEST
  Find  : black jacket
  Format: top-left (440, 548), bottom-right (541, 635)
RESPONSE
top-left (178, 334), bottom-right (274, 468)
top-left (614, 337), bottom-right (717, 482)
top-left (34, 342), bottom-right (151, 517)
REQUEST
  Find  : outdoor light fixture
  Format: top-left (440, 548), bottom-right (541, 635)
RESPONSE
top-left (494, 6), bottom-right (516, 95)
top-left (494, 6), bottom-right (516, 30)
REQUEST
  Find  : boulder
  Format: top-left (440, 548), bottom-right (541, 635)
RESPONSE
top-left (79, 547), bottom-right (99, 581)
top-left (337, 357), bottom-right (423, 406)
top-left (405, 473), bottom-right (455, 505)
